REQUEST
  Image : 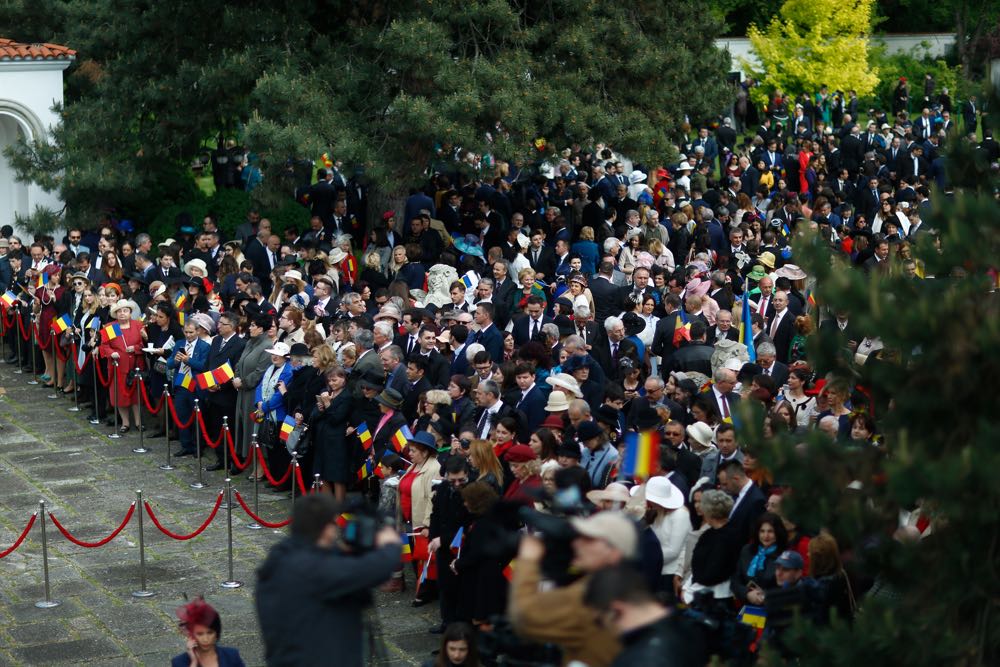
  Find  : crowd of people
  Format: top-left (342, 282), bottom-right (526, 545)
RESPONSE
top-left (0, 80), bottom-right (987, 665)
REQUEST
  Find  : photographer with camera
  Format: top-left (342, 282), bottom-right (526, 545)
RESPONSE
top-left (508, 512), bottom-right (640, 667)
top-left (255, 494), bottom-right (402, 667)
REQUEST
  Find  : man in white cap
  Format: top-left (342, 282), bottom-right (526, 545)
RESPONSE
top-left (509, 512), bottom-right (639, 667)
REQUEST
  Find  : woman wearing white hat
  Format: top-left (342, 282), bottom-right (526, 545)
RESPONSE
top-left (233, 313), bottom-right (275, 458)
top-left (99, 299), bottom-right (147, 433)
top-left (252, 340), bottom-right (294, 480)
top-left (644, 476), bottom-right (691, 597)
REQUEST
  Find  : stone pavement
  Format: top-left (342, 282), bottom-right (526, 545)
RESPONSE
top-left (0, 365), bottom-right (439, 666)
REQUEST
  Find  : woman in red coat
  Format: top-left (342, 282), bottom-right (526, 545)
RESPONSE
top-left (502, 444), bottom-right (542, 507)
top-left (35, 264), bottom-right (65, 388)
top-left (99, 299), bottom-right (146, 433)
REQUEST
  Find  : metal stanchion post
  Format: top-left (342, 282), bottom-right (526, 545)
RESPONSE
top-left (290, 453), bottom-right (299, 517)
top-left (159, 384), bottom-right (174, 470)
top-left (13, 311), bottom-right (23, 375)
top-left (247, 437), bottom-right (261, 530)
top-left (108, 360), bottom-right (122, 439)
top-left (88, 349), bottom-right (101, 424)
top-left (220, 417), bottom-right (231, 509)
top-left (190, 399), bottom-right (206, 489)
top-left (27, 314), bottom-right (38, 385)
top-left (131, 490), bottom-right (155, 598)
top-left (132, 381), bottom-right (148, 453)
top-left (34, 500), bottom-right (60, 608)
top-left (312, 473), bottom-right (321, 492)
top-left (220, 478), bottom-right (242, 589)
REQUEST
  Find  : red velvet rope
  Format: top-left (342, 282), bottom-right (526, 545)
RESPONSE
top-left (94, 355), bottom-right (113, 387)
top-left (16, 312), bottom-right (30, 341)
top-left (233, 491), bottom-right (291, 528)
top-left (35, 323), bottom-right (52, 351)
top-left (167, 396), bottom-right (195, 429)
top-left (48, 503), bottom-right (136, 548)
top-left (2, 307), bottom-right (15, 329)
top-left (294, 463), bottom-right (308, 495)
top-left (256, 446), bottom-right (293, 486)
top-left (196, 410), bottom-right (221, 448)
top-left (0, 513), bottom-right (37, 559)
top-left (144, 492), bottom-right (223, 540)
top-left (52, 328), bottom-right (68, 361)
top-left (137, 379), bottom-right (165, 414)
top-left (227, 429), bottom-right (251, 471)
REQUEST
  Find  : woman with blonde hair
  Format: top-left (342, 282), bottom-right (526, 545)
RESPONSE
top-left (507, 267), bottom-right (547, 317)
top-left (647, 238), bottom-right (676, 272)
top-left (467, 439), bottom-right (504, 494)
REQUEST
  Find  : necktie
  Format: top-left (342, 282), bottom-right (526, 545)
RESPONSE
top-left (764, 367), bottom-right (771, 376)
top-left (721, 394), bottom-right (730, 419)
top-left (770, 312), bottom-right (781, 338)
top-left (477, 409), bottom-right (490, 437)
top-left (758, 297), bottom-right (767, 316)
top-left (531, 319), bottom-right (539, 339)
top-left (533, 249), bottom-right (539, 264)
top-left (611, 342), bottom-right (619, 361)
top-left (872, 189), bottom-right (878, 199)
top-left (913, 158), bottom-right (918, 176)
top-left (578, 326), bottom-right (587, 343)
top-left (407, 336), bottom-right (416, 356)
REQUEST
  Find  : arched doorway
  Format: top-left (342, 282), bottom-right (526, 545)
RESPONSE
top-left (0, 108), bottom-right (33, 231)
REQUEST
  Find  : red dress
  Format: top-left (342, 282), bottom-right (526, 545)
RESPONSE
top-left (99, 323), bottom-right (146, 407)
top-left (37, 285), bottom-right (64, 350)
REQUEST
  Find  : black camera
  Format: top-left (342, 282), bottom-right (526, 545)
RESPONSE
top-left (339, 499), bottom-right (391, 553)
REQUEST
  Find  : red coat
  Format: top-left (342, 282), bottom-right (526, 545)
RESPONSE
top-left (99, 322), bottom-right (146, 407)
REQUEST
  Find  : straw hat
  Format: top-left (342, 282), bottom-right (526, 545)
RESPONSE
top-left (109, 299), bottom-right (133, 317)
top-left (586, 482), bottom-right (632, 506)
top-left (544, 391), bottom-right (571, 412)
top-left (546, 372), bottom-right (583, 398)
top-left (183, 258), bottom-right (208, 278)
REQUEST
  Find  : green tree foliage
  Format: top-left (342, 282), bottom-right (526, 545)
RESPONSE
top-left (741, 92), bottom-right (1000, 665)
top-left (1, 0), bottom-right (732, 232)
top-left (743, 0), bottom-right (880, 105)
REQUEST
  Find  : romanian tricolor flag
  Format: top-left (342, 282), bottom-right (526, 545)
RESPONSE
top-left (400, 535), bottom-right (413, 563)
top-left (356, 422), bottom-right (372, 450)
top-left (0, 291), bottom-right (16, 308)
top-left (100, 322), bottom-right (122, 344)
top-left (52, 314), bottom-right (72, 334)
top-left (279, 415), bottom-right (296, 442)
top-left (622, 430), bottom-right (661, 480)
top-left (36, 271), bottom-right (48, 289)
top-left (177, 311), bottom-right (185, 326)
top-left (450, 527), bottom-right (464, 558)
top-left (179, 373), bottom-right (194, 391)
top-left (672, 314), bottom-right (691, 347)
top-left (174, 292), bottom-right (187, 311)
top-left (196, 362), bottom-right (235, 389)
top-left (390, 425), bottom-right (413, 452)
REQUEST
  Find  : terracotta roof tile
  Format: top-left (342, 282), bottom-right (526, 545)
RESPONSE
top-left (0, 38), bottom-right (76, 61)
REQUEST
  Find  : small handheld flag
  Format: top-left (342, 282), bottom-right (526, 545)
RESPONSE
top-left (179, 373), bottom-right (194, 391)
top-left (390, 425), bottom-right (413, 452)
top-left (739, 605), bottom-right (767, 629)
top-left (89, 317), bottom-right (101, 330)
top-left (0, 291), bottom-right (16, 308)
top-left (622, 431), bottom-right (661, 480)
top-left (739, 279), bottom-right (757, 362)
top-left (196, 362), bottom-right (235, 389)
top-left (400, 535), bottom-right (413, 563)
top-left (36, 271), bottom-right (49, 289)
top-left (52, 314), bottom-right (72, 334)
top-left (356, 422), bottom-right (372, 450)
top-left (450, 527), bottom-right (464, 558)
top-left (174, 292), bottom-right (187, 311)
top-left (532, 278), bottom-right (547, 291)
top-left (279, 415), bottom-right (296, 442)
top-left (672, 314), bottom-right (691, 347)
top-left (100, 322), bottom-right (122, 344)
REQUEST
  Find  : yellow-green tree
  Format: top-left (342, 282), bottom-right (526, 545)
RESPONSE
top-left (743, 0), bottom-right (879, 105)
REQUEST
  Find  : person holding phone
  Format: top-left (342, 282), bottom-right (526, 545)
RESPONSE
top-left (173, 598), bottom-right (245, 667)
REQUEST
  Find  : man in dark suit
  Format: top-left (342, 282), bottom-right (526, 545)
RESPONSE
top-left (706, 309), bottom-right (740, 346)
top-left (307, 169), bottom-right (337, 225)
top-left (472, 302), bottom-right (503, 363)
top-left (668, 321), bottom-right (714, 377)
top-left (589, 316), bottom-right (639, 374)
top-left (512, 363), bottom-right (546, 432)
top-left (243, 230), bottom-right (275, 294)
top-left (411, 327), bottom-right (450, 389)
top-left (204, 312), bottom-right (246, 472)
top-left (651, 295), bottom-right (684, 372)
top-left (765, 291), bottom-right (795, 364)
top-left (857, 175), bottom-right (883, 222)
top-left (720, 459), bottom-right (767, 542)
top-left (589, 260), bottom-right (621, 324)
top-left (474, 211), bottom-right (504, 254)
top-left (472, 379), bottom-right (517, 441)
top-left (761, 139), bottom-right (783, 178)
top-left (839, 124), bottom-right (864, 177)
top-left (900, 144), bottom-right (929, 181)
top-left (401, 355), bottom-right (433, 422)
top-left (818, 310), bottom-right (860, 354)
top-left (526, 231), bottom-right (556, 280)
top-left (662, 418), bottom-right (705, 489)
top-left (439, 190), bottom-right (463, 231)
top-left (511, 296), bottom-right (551, 347)
top-left (755, 341), bottom-right (789, 388)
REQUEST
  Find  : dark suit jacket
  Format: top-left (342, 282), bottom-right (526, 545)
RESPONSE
top-left (243, 237), bottom-right (272, 292)
top-left (760, 360), bottom-right (789, 388)
top-left (766, 310), bottom-right (795, 364)
top-left (371, 411), bottom-right (407, 457)
top-left (527, 245), bottom-right (556, 279)
top-left (729, 482), bottom-right (767, 543)
top-left (512, 314), bottom-right (552, 347)
top-left (840, 134), bottom-right (864, 176)
top-left (411, 350), bottom-right (450, 389)
top-left (706, 327), bottom-right (740, 346)
top-left (308, 180), bottom-right (338, 224)
top-left (590, 336), bottom-right (639, 378)
top-left (512, 385), bottom-right (546, 432)
top-left (589, 275), bottom-right (620, 323)
top-left (668, 342), bottom-right (714, 376)
top-left (402, 377), bottom-right (432, 422)
top-left (475, 323), bottom-right (504, 363)
top-left (205, 334), bottom-right (247, 408)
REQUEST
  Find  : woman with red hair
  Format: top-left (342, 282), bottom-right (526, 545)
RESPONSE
top-left (173, 597), bottom-right (245, 666)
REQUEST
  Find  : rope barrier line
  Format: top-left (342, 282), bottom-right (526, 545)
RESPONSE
top-left (226, 431), bottom-right (251, 471)
top-left (0, 513), bottom-right (37, 559)
top-left (48, 503), bottom-right (136, 548)
top-left (137, 379), bottom-right (166, 415)
top-left (52, 328), bottom-right (68, 362)
top-left (94, 354), bottom-right (113, 387)
top-left (233, 491), bottom-right (291, 529)
top-left (294, 464), bottom-right (308, 495)
top-left (144, 491), bottom-right (224, 541)
top-left (35, 323), bottom-right (52, 351)
top-left (2, 307), bottom-right (15, 329)
top-left (16, 312), bottom-right (31, 341)
top-left (196, 411), bottom-right (222, 448)
top-left (166, 395), bottom-right (195, 429)
top-left (256, 446), bottom-right (293, 486)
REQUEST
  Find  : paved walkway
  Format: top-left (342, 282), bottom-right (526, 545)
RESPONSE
top-left (0, 365), bottom-right (439, 665)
